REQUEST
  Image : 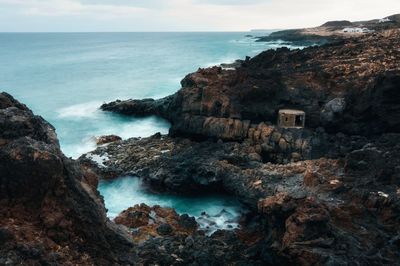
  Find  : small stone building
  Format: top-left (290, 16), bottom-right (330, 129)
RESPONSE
top-left (278, 109), bottom-right (305, 128)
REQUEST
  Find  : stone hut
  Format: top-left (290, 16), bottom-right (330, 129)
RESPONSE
top-left (278, 109), bottom-right (305, 128)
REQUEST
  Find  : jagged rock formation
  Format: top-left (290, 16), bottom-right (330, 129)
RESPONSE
top-left (102, 30), bottom-right (400, 164)
top-left (102, 30), bottom-right (400, 139)
top-left (0, 91), bottom-right (283, 266)
top-left (95, 134), bottom-right (122, 145)
top-left (114, 204), bottom-right (198, 241)
top-left (0, 92), bottom-right (135, 265)
top-left (84, 131), bottom-right (400, 265)
top-left (3, 16), bottom-right (400, 266)
top-left (95, 26), bottom-right (400, 265)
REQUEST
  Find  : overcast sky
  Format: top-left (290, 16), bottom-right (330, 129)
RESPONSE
top-left (0, 0), bottom-right (398, 32)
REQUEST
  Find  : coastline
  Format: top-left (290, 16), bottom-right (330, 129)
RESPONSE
top-left (1, 15), bottom-right (400, 265)
top-left (88, 26), bottom-right (400, 264)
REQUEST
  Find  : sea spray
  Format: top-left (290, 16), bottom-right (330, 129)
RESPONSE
top-left (98, 176), bottom-right (245, 235)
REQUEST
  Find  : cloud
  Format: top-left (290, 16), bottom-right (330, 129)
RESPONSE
top-left (194, 0), bottom-right (266, 5)
top-left (0, 0), bottom-right (148, 17)
top-left (80, 0), bottom-right (169, 9)
top-left (0, 0), bottom-right (399, 31)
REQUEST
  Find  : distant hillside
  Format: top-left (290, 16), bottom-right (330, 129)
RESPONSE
top-left (256, 13), bottom-right (400, 45)
top-left (321, 20), bottom-right (353, 27)
top-left (388, 14), bottom-right (400, 22)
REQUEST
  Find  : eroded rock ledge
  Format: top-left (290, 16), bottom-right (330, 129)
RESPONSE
top-left (3, 23), bottom-right (400, 266)
top-left (102, 29), bottom-right (400, 141)
top-left (83, 130), bottom-right (400, 265)
top-left (1, 93), bottom-right (275, 265)
top-left (93, 28), bottom-right (400, 265)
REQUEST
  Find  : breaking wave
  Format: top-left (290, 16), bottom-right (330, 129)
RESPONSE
top-left (98, 176), bottom-right (245, 235)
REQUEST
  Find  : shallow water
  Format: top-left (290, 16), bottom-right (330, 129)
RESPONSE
top-left (98, 176), bottom-right (244, 234)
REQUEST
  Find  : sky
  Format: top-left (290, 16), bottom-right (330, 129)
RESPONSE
top-left (0, 0), bottom-right (399, 32)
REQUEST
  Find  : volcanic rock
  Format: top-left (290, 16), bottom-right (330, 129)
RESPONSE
top-left (102, 29), bottom-right (400, 139)
top-left (114, 204), bottom-right (198, 242)
top-left (96, 134), bottom-right (122, 145)
top-left (0, 92), bottom-right (135, 265)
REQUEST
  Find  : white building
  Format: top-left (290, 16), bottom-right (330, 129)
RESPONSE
top-left (342, 27), bottom-right (372, 33)
top-left (379, 18), bottom-right (391, 23)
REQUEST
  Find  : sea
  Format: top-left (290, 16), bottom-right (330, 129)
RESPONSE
top-left (0, 32), bottom-right (303, 232)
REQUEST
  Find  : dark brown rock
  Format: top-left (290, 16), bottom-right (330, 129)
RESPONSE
top-left (96, 134), bottom-right (122, 145)
top-left (0, 92), bottom-right (135, 265)
top-left (102, 30), bottom-right (400, 140)
top-left (114, 204), bottom-right (198, 242)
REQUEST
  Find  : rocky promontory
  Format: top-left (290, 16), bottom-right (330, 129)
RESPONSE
top-left (2, 17), bottom-right (400, 266)
top-left (102, 29), bottom-right (400, 151)
top-left (255, 13), bottom-right (400, 45)
top-left (92, 27), bottom-right (400, 265)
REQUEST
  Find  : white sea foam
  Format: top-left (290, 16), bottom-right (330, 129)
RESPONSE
top-left (118, 116), bottom-right (170, 139)
top-left (61, 137), bottom-right (97, 159)
top-left (98, 176), bottom-right (244, 235)
top-left (197, 209), bottom-right (240, 235)
top-left (87, 152), bottom-right (109, 167)
top-left (204, 38), bottom-right (306, 69)
top-left (57, 101), bottom-right (102, 119)
top-left (229, 37), bottom-right (267, 46)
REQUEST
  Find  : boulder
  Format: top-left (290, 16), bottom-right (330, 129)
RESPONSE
top-left (320, 97), bottom-right (346, 124)
top-left (96, 134), bottom-right (122, 145)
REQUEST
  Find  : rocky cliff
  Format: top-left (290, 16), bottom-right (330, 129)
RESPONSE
top-left (0, 92), bottom-right (136, 265)
top-left (83, 131), bottom-right (400, 265)
top-left (102, 29), bottom-right (400, 138)
top-left (95, 27), bottom-right (400, 265)
top-left (2, 19), bottom-right (400, 266)
top-left (102, 29), bottom-right (400, 163)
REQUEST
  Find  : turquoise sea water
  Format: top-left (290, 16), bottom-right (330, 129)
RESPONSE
top-left (0, 32), bottom-right (300, 228)
top-left (98, 176), bottom-right (244, 234)
top-left (0, 32), bottom-right (285, 158)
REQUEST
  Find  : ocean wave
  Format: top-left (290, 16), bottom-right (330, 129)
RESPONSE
top-left (61, 136), bottom-right (97, 159)
top-left (204, 56), bottom-right (241, 68)
top-left (99, 176), bottom-right (244, 235)
top-left (58, 115), bottom-right (170, 159)
top-left (57, 101), bottom-right (102, 119)
top-left (118, 117), bottom-right (170, 139)
top-left (229, 37), bottom-right (267, 46)
top-left (263, 40), bottom-right (308, 50)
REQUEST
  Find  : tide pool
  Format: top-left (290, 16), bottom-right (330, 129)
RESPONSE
top-left (98, 176), bottom-right (244, 234)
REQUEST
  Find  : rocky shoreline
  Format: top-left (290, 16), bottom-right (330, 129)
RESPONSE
top-left (1, 18), bottom-right (400, 265)
top-left (255, 13), bottom-right (400, 45)
top-left (96, 27), bottom-right (400, 264)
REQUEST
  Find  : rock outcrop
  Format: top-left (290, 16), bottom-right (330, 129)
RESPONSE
top-left (102, 29), bottom-right (400, 141)
top-left (95, 134), bottom-right (122, 145)
top-left (256, 13), bottom-right (400, 45)
top-left (84, 130), bottom-right (400, 265)
top-left (0, 92), bottom-right (135, 265)
top-left (3, 15), bottom-right (400, 266)
top-left (114, 204), bottom-right (198, 242)
top-left (94, 25), bottom-right (400, 265)
top-left (0, 91), bottom-right (285, 266)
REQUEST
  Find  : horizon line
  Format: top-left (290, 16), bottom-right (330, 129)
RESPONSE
top-left (0, 29), bottom-right (284, 34)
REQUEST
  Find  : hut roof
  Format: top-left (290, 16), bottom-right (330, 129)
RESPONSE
top-left (278, 109), bottom-right (305, 115)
